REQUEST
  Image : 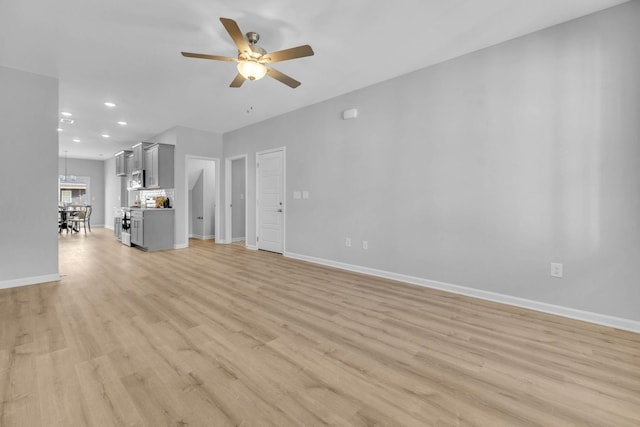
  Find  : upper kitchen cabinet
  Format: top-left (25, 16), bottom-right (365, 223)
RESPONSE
top-left (115, 150), bottom-right (132, 176)
top-left (144, 143), bottom-right (174, 189)
top-left (126, 152), bottom-right (134, 176)
top-left (132, 142), bottom-right (151, 171)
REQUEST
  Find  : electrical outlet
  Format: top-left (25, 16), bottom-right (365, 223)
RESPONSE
top-left (362, 240), bottom-right (368, 250)
top-left (345, 237), bottom-right (351, 248)
top-left (551, 262), bottom-right (563, 278)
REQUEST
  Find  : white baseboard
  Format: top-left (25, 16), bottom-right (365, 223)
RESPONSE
top-left (246, 244), bottom-right (258, 250)
top-left (0, 273), bottom-right (61, 290)
top-left (174, 243), bottom-right (188, 249)
top-left (232, 237), bottom-right (246, 243)
top-left (190, 234), bottom-right (215, 240)
top-left (284, 251), bottom-right (640, 334)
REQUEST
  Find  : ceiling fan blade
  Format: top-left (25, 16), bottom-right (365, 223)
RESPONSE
top-left (263, 45), bottom-right (314, 63)
top-left (229, 73), bottom-right (246, 88)
top-left (181, 52), bottom-right (237, 62)
top-left (219, 17), bottom-right (251, 54)
top-left (266, 67), bottom-right (301, 88)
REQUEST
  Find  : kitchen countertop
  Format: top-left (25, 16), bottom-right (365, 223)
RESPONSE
top-left (128, 207), bottom-right (174, 210)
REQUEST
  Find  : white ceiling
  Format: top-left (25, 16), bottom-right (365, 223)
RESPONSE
top-left (0, 0), bottom-right (629, 160)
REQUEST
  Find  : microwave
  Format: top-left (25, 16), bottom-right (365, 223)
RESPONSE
top-left (130, 170), bottom-right (145, 189)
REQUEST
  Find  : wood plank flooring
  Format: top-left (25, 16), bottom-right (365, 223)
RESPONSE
top-left (1, 228), bottom-right (639, 426)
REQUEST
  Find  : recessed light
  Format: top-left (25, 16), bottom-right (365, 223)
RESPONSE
top-left (60, 118), bottom-right (74, 124)
top-left (73, 138), bottom-right (81, 142)
top-left (104, 102), bottom-right (116, 108)
top-left (61, 112), bottom-right (72, 117)
top-left (57, 128), bottom-right (63, 132)
top-left (117, 121), bottom-right (127, 126)
top-left (102, 134), bottom-right (111, 138)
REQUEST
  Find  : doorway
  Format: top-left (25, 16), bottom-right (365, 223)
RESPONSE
top-left (225, 155), bottom-right (248, 245)
top-left (186, 157), bottom-right (218, 243)
top-left (256, 148), bottom-right (285, 253)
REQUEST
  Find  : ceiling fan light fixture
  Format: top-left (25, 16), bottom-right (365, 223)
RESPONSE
top-left (237, 60), bottom-right (267, 81)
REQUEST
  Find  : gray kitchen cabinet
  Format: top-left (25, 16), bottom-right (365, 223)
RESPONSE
top-left (144, 143), bottom-right (174, 189)
top-left (132, 142), bottom-right (151, 171)
top-left (126, 152), bottom-right (134, 176)
top-left (114, 217), bottom-right (122, 240)
top-left (131, 213), bottom-right (144, 246)
top-left (130, 209), bottom-right (174, 251)
top-left (144, 148), bottom-right (154, 187)
top-left (115, 150), bottom-right (131, 176)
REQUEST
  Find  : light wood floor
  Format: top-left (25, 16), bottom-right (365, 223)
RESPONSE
top-left (1, 228), bottom-right (639, 426)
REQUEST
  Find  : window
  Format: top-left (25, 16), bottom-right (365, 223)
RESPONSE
top-left (58, 175), bottom-right (90, 205)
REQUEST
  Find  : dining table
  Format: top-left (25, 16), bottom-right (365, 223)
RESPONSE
top-left (58, 205), bottom-right (88, 233)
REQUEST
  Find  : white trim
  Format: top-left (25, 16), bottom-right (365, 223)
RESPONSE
top-left (185, 155), bottom-right (221, 249)
top-left (0, 274), bottom-right (61, 290)
top-left (190, 234), bottom-right (215, 240)
top-left (255, 147), bottom-right (286, 254)
top-left (246, 244), bottom-right (258, 250)
top-left (284, 251), bottom-right (640, 334)
top-left (232, 237), bottom-right (246, 243)
top-left (224, 154), bottom-right (248, 247)
top-left (174, 243), bottom-right (188, 249)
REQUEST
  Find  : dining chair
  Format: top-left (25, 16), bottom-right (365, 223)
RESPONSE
top-left (68, 206), bottom-right (92, 234)
top-left (58, 208), bottom-right (69, 233)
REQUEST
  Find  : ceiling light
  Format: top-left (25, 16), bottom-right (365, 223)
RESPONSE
top-left (73, 138), bottom-right (80, 142)
top-left (237, 60), bottom-right (267, 81)
top-left (104, 102), bottom-right (116, 108)
top-left (117, 121), bottom-right (127, 126)
top-left (57, 128), bottom-right (63, 132)
top-left (61, 111), bottom-right (72, 117)
top-left (60, 118), bottom-right (74, 124)
top-left (102, 134), bottom-right (111, 138)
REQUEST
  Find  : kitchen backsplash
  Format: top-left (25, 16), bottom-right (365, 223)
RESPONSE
top-left (140, 188), bottom-right (175, 200)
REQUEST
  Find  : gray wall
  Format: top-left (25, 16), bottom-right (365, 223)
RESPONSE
top-left (231, 158), bottom-right (246, 240)
top-left (222, 2), bottom-right (640, 322)
top-left (0, 65), bottom-right (59, 286)
top-left (58, 157), bottom-right (106, 227)
top-left (149, 126), bottom-right (223, 247)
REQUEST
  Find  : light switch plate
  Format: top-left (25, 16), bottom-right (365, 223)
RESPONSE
top-left (302, 191), bottom-right (309, 199)
top-left (293, 191), bottom-right (301, 199)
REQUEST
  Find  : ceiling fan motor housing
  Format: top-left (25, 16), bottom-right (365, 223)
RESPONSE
top-left (246, 32), bottom-right (260, 44)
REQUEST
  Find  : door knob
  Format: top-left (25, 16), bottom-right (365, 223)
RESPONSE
top-left (277, 209), bottom-right (283, 213)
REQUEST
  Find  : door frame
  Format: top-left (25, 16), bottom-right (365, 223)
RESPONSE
top-left (256, 147), bottom-right (286, 253)
top-left (184, 155), bottom-right (220, 247)
top-left (224, 154), bottom-right (248, 245)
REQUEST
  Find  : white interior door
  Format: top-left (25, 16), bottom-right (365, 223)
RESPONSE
top-left (257, 149), bottom-right (284, 253)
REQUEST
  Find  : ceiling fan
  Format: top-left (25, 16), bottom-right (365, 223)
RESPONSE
top-left (181, 17), bottom-right (314, 89)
